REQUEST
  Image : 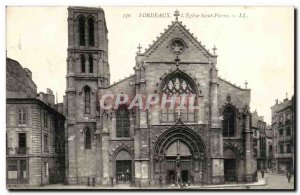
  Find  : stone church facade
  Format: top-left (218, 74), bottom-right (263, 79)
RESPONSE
top-left (65, 6), bottom-right (256, 187)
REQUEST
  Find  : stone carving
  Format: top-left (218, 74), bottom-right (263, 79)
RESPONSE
top-left (170, 39), bottom-right (185, 55)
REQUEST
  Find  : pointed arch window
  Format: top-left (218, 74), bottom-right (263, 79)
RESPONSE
top-left (85, 127), bottom-right (91, 149)
top-left (78, 16), bottom-right (85, 46)
top-left (84, 86), bottom-right (91, 114)
top-left (80, 55), bottom-right (86, 73)
top-left (116, 106), bottom-right (130, 137)
top-left (88, 55), bottom-right (93, 73)
top-left (222, 106), bottom-right (236, 137)
top-left (161, 73), bottom-right (197, 123)
top-left (162, 77), bottom-right (194, 96)
top-left (88, 17), bottom-right (95, 46)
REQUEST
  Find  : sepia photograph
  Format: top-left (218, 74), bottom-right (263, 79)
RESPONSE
top-left (5, 6), bottom-right (295, 190)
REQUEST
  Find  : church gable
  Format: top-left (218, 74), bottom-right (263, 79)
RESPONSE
top-left (218, 77), bottom-right (251, 111)
top-left (104, 74), bottom-right (136, 96)
top-left (139, 19), bottom-right (216, 63)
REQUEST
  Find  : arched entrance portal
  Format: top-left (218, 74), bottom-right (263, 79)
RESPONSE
top-left (165, 140), bottom-right (192, 184)
top-left (153, 124), bottom-right (207, 185)
top-left (224, 148), bottom-right (237, 182)
top-left (115, 150), bottom-right (133, 184)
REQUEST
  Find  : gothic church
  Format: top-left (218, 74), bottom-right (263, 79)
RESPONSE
top-left (65, 6), bottom-right (256, 186)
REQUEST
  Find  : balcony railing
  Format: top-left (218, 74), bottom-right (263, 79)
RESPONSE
top-left (274, 153), bottom-right (294, 158)
top-left (15, 147), bottom-right (29, 155)
top-left (277, 136), bottom-right (292, 142)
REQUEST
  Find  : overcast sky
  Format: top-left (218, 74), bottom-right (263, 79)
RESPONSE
top-left (6, 6), bottom-right (294, 124)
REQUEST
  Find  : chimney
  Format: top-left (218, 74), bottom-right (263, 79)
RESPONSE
top-left (46, 88), bottom-right (53, 95)
top-left (275, 99), bottom-right (278, 105)
top-left (284, 92), bottom-right (288, 102)
top-left (24, 68), bottom-right (32, 79)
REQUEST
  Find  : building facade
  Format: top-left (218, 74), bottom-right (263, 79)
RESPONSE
top-left (271, 97), bottom-right (294, 174)
top-left (6, 58), bottom-right (65, 186)
top-left (265, 125), bottom-right (274, 171)
top-left (251, 111), bottom-right (267, 170)
top-left (65, 7), bottom-right (256, 187)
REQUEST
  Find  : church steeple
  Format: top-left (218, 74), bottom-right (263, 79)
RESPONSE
top-left (67, 6), bottom-right (110, 88)
top-left (65, 6), bottom-right (110, 185)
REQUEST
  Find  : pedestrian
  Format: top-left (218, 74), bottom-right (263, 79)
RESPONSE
top-left (159, 176), bottom-right (163, 187)
top-left (261, 169), bottom-right (265, 178)
top-left (287, 171), bottom-right (292, 183)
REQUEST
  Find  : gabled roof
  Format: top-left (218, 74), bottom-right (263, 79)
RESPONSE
top-left (139, 19), bottom-right (217, 58)
top-left (108, 74), bottom-right (135, 88)
top-left (218, 77), bottom-right (250, 91)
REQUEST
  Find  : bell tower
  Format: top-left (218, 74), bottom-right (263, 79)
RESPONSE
top-left (67, 6), bottom-right (110, 88)
top-left (65, 6), bottom-right (109, 185)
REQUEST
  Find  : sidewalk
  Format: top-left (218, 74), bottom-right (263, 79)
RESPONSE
top-left (194, 177), bottom-right (266, 189)
top-left (8, 177), bottom-right (267, 190)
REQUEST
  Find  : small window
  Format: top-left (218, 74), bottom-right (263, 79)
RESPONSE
top-left (269, 145), bottom-right (273, 154)
top-left (84, 87), bottom-right (91, 114)
top-left (279, 116), bottom-right (283, 123)
top-left (80, 55), bottom-right (86, 73)
top-left (18, 108), bottom-right (26, 125)
top-left (88, 17), bottom-right (95, 46)
top-left (279, 129), bottom-right (283, 136)
top-left (18, 133), bottom-right (27, 154)
top-left (44, 112), bottom-right (48, 128)
top-left (286, 113), bottom-right (291, 121)
top-left (44, 134), bottom-right (49, 152)
top-left (78, 16), bottom-right (85, 46)
top-left (85, 128), bottom-right (91, 149)
top-left (253, 148), bottom-right (257, 157)
top-left (116, 106), bottom-right (130, 137)
top-left (222, 106), bottom-right (235, 137)
top-left (279, 144), bottom-right (284, 154)
top-left (286, 126), bottom-right (291, 136)
top-left (88, 55), bottom-right (93, 73)
top-left (18, 133), bottom-right (26, 148)
top-left (286, 144), bottom-right (291, 153)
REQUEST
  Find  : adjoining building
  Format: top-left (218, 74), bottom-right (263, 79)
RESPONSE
top-left (251, 111), bottom-right (267, 171)
top-left (271, 96), bottom-right (294, 174)
top-left (65, 7), bottom-right (256, 187)
top-left (6, 58), bottom-right (65, 186)
top-left (265, 125), bottom-right (274, 171)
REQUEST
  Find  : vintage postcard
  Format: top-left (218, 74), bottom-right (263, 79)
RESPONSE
top-left (6, 6), bottom-right (295, 190)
